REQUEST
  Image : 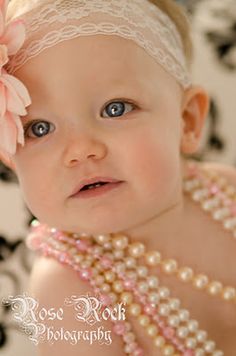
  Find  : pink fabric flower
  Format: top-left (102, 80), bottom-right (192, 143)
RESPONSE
top-left (0, 0), bottom-right (31, 162)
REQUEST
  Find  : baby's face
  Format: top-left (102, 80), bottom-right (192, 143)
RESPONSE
top-left (11, 35), bottom-right (185, 234)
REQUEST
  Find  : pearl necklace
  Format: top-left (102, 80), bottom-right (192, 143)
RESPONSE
top-left (26, 160), bottom-right (236, 355)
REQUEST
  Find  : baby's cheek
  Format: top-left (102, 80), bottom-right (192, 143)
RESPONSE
top-left (125, 135), bottom-right (180, 201)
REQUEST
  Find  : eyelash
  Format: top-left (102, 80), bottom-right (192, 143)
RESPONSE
top-left (22, 98), bottom-right (138, 139)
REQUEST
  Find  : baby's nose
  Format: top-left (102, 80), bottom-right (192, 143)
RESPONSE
top-left (62, 133), bottom-right (107, 167)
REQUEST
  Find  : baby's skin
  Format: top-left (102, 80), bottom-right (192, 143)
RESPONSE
top-left (2, 34), bottom-right (235, 355)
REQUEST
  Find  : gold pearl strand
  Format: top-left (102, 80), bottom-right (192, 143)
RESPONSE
top-left (29, 224), bottom-right (224, 355)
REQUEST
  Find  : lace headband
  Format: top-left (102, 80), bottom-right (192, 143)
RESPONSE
top-left (0, 0), bottom-right (192, 160)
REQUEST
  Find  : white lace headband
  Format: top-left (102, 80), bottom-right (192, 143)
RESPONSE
top-left (0, 0), bottom-right (192, 161)
top-left (6, 0), bottom-right (191, 88)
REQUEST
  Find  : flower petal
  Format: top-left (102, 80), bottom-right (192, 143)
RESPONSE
top-left (0, 110), bottom-right (17, 155)
top-left (13, 112), bottom-right (25, 146)
top-left (0, 10), bottom-right (4, 37)
top-left (2, 19), bottom-right (26, 55)
top-left (0, 146), bottom-right (12, 164)
top-left (1, 74), bottom-right (30, 115)
top-left (0, 0), bottom-right (8, 35)
top-left (0, 43), bottom-right (8, 67)
top-left (3, 73), bottom-right (31, 107)
top-left (0, 0), bottom-right (8, 21)
top-left (0, 81), bottom-right (6, 116)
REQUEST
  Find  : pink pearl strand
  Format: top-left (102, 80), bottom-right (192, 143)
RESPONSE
top-left (49, 228), bottom-right (200, 354)
top-left (186, 161), bottom-right (236, 220)
top-left (26, 225), bottom-right (144, 356)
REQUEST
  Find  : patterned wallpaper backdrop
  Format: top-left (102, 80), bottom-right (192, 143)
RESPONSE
top-left (1, 0), bottom-right (236, 355)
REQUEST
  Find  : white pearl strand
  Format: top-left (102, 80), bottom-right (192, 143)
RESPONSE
top-left (43, 228), bottom-right (224, 355)
top-left (183, 162), bottom-right (236, 239)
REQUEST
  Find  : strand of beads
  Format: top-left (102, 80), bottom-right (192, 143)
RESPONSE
top-left (111, 238), bottom-right (223, 355)
top-left (35, 224), bottom-right (224, 355)
top-left (26, 224), bottom-right (144, 356)
top-left (141, 248), bottom-right (236, 304)
top-left (184, 161), bottom-right (236, 239)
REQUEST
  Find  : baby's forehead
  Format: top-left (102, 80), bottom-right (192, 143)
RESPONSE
top-left (20, 35), bottom-right (175, 88)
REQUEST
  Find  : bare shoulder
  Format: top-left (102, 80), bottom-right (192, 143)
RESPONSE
top-left (27, 255), bottom-right (124, 356)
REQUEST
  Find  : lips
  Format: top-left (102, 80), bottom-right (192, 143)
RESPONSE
top-left (70, 177), bottom-right (123, 197)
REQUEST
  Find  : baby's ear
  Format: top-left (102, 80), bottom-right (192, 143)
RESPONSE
top-left (0, 152), bottom-right (17, 171)
top-left (180, 85), bottom-right (210, 154)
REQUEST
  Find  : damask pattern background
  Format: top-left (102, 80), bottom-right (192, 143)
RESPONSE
top-left (1, 0), bottom-right (236, 355)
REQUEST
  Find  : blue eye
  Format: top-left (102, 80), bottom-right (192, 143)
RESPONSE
top-left (102, 100), bottom-right (136, 118)
top-left (23, 120), bottom-right (55, 139)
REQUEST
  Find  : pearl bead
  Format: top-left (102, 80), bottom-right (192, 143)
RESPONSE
top-left (128, 242), bottom-right (146, 258)
top-left (124, 256), bottom-right (137, 269)
top-left (212, 351), bottom-right (224, 356)
top-left (123, 331), bottom-right (135, 343)
top-left (92, 245), bottom-right (103, 256)
top-left (95, 274), bottom-right (105, 285)
top-left (177, 326), bottom-right (189, 338)
top-left (187, 319), bottom-right (199, 333)
top-left (158, 303), bottom-right (170, 316)
top-left (138, 314), bottom-right (150, 327)
top-left (137, 281), bottom-right (149, 294)
top-left (94, 233), bottom-right (110, 245)
top-left (94, 261), bottom-right (103, 272)
top-left (126, 271), bottom-right (138, 281)
top-left (114, 261), bottom-right (126, 273)
top-left (145, 251), bottom-right (162, 266)
top-left (103, 241), bottom-right (112, 250)
top-left (147, 276), bottom-right (159, 289)
top-left (162, 259), bottom-right (178, 274)
top-left (137, 265), bottom-right (148, 278)
top-left (204, 340), bottom-right (216, 352)
top-left (112, 280), bottom-right (124, 293)
top-left (91, 267), bottom-right (99, 277)
top-left (129, 303), bottom-right (141, 316)
top-left (207, 281), bottom-right (223, 296)
top-left (222, 286), bottom-right (236, 301)
top-left (158, 286), bottom-right (170, 299)
top-left (178, 309), bottom-right (190, 321)
top-left (192, 188), bottom-right (208, 201)
top-left (154, 335), bottom-right (166, 348)
top-left (213, 207), bottom-right (230, 220)
top-left (146, 324), bottom-right (158, 337)
top-left (193, 274), bottom-right (209, 289)
top-left (195, 349), bottom-right (205, 356)
top-left (104, 271), bottom-right (116, 283)
top-left (168, 314), bottom-right (180, 327)
top-left (177, 267), bottom-right (193, 282)
top-left (120, 292), bottom-right (133, 305)
top-left (223, 216), bottom-right (236, 230)
top-left (112, 234), bottom-right (129, 250)
top-left (108, 292), bottom-right (118, 303)
top-left (101, 283), bottom-right (111, 293)
top-left (185, 337), bottom-right (197, 349)
top-left (148, 292), bottom-right (160, 304)
top-left (113, 249), bottom-right (124, 259)
top-left (169, 298), bottom-right (181, 310)
top-left (183, 178), bottom-right (200, 192)
top-left (163, 345), bottom-right (175, 355)
top-left (196, 330), bottom-right (207, 343)
top-left (74, 254), bottom-right (84, 263)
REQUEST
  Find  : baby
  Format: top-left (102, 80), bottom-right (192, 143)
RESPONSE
top-left (1, 0), bottom-right (236, 355)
